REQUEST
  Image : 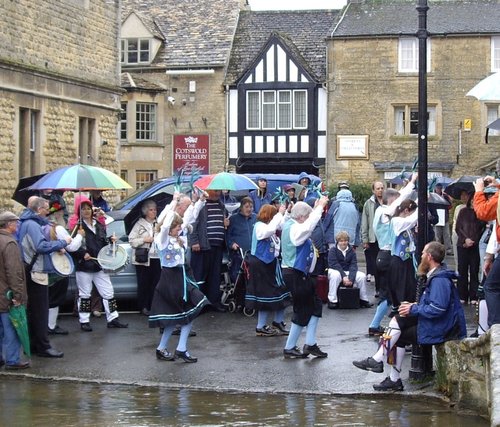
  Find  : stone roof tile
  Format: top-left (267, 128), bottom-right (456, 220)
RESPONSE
top-left (121, 0), bottom-right (241, 68)
top-left (333, 0), bottom-right (500, 38)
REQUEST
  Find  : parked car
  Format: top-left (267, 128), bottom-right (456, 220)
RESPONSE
top-left (66, 173), bottom-right (320, 307)
top-left (114, 173), bottom-right (320, 210)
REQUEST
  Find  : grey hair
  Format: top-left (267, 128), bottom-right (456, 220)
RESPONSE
top-left (28, 196), bottom-right (48, 211)
top-left (141, 199), bottom-right (157, 216)
top-left (290, 201), bottom-right (313, 220)
top-left (382, 189), bottom-right (400, 205)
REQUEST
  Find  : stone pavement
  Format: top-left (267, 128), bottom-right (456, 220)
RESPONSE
top-left (0, 252), bottom-right (477, 400)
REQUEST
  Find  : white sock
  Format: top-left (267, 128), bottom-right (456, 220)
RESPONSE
top-left (389, 347), bottom-right (406, 381)
top-left (372, 318), bottom-right (401, 363)
top-left (48, 307), bottom-right (59, 330)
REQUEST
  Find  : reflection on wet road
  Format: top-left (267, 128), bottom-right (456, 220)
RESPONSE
top-left (0, 378), bottom-right (486, 426)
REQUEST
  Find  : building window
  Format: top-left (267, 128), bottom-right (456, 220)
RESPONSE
top-left (492, 37), bottom-right (500, 72)
top-left (487, 105), bottom-right (500, 136)
top-left (262, 91), bottom-right (276, 129)
top-left (79, 117), bottom-right (96, 164)
top-left (394, 105), bottom-right (436, 136)
top-left (293, 90), bottom-right (307, 129)
top-left (246, 89), bottom-right (308, 130)
top-left (136, 103), bottom-right (156, 141)
top-left (120, 102), bottom-right (127, 140)
top-left (398, 37), bottom-right (431, 73)
top-left (247, 91), bottom-right (261, 129)
top-left (19, 108), bottom-right (39, 177)
top-left (136, 170), bottom-right (157, 189)
top-left (121, 38), bottom-right (151, 65)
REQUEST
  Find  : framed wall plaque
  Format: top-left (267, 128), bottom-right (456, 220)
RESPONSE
top-left (336, 135), bottom-right (369, 159)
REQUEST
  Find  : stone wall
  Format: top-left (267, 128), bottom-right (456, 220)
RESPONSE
top-left (435, 324), bottom-right (500, 425)
top-left (0, 97), bottom-right (18, 205)
top-left (120, 69), bottom-right (226, 189)
top-left (327, 35), bottom-right (499, 184)
top-left (0, 0), bottom-right (120, 87)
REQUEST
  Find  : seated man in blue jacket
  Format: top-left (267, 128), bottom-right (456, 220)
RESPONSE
top-left (352, 241), bottom-right (466, 391)
top-left (327, 231), bottom-right (372, 309)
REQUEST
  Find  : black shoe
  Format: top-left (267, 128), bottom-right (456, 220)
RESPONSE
top-left (141, 308), bottom-right (150, 316)
top-left (303, 343), bottom-right (328, 358)
top-left (368, 326), bottom-right (385, 336)
top-left (352, 357), bottom-right (383, 373)
top-left (37, 348), bottom-right (64, 358)
top-left (156, 349), bottom-right (175, 361)
top-left (272, 321), bottom-right (289, 335)
top-left (174, 350), bottom-right (198, 363)
top-left (470, 329), bottom-right (479, 338)
top-left (327, 302), bottom-right (339, 309)
top-left (5, 361), bottom-right (30, 370)
top-left (80, 323), bottom-right (93, 332)
top-left (360, 300), bottom-right (374, 308)
top-left (373, 376), bottom-right (404, 391)
top-left (48, 325), bottom-right (69, 335)
top-left (283, 346), bottom-right (308, 359)
top-left (256, 325), bottom-right (280, 337)
top-left (212, 304), bottom-right (227, 313)
top-left (172, 328), bottom-right (197, 337)
top-left (107, 318), bottom-right (129, 328)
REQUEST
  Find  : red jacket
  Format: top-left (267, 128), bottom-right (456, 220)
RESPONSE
top-left (473, 190), bottom-right (500, 243)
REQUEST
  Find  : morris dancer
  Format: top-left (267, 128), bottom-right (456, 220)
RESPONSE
top-left (69, 195), bottom-right (128, 331)
top-left (149, 193), bottom-right (209, 363)
top-left (281, 197), bottom-right (329, 359)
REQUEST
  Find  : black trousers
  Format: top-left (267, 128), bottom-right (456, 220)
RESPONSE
top-left (135, 259), bottom-right (161, 311)
top-left (27, 275), bottom-right (51, 352)
top-left (456, 245), bottom-right (480, 302)
top-left (48, 277), bottom-right (69, 308)
top-left (364, 241), bottom-right (380, 290)
top-left (190, 246), bottom-right (223, 306)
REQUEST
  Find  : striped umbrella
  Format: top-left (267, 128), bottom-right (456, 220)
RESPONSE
top-left (26, 164), bottom-right (132, 191)
top-left (194, 172), bottom-right (258, 191)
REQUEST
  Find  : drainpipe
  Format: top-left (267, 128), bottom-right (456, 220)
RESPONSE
top-left (225, 84), bottom-right (230, 172)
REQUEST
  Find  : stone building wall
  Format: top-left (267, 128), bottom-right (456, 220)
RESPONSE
top-left (0, 0), bottom-right (122, 210)
top-left (327, 35), bottom-right (499, 184)
top-left (120, 69), bottom-right (226, 189)
top-left (1, 0), bottom-right (119, 87)
top-left (0, 97), bottom-right (18, 205)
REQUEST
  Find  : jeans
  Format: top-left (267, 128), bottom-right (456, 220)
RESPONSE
top-left (0, 312), bottom-right (22, 365)
top-left (485, 256), bottom-right (500, 327)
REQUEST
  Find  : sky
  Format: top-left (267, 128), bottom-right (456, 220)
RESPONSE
top-left (249, 0), bottom-right (348, 10)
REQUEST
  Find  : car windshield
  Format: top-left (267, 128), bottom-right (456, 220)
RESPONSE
top-left (106, 219), bottom-right (128, 242)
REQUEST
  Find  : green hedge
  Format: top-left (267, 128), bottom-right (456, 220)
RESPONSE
top-left (326, 182), bottom-right (373, 212)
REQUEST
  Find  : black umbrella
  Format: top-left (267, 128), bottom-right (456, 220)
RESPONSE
top-left (12, 173), bottom-right (47, 206)
top-left (445, 175), bottom-right (481, 200)
top-left (408, 190), bottom-right (451, 206)
top-left (124, 192), bottom-right (172, 235)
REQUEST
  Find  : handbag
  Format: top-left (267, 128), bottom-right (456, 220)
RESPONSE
top-left (135, 247), bottom-right (149, 263)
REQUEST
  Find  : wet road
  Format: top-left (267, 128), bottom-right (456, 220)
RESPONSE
top-left (1, 254), bottom-right (477, 400)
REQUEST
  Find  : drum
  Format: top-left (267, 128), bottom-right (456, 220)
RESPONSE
top-left (97, 244), bottom-right (129, 274)
top-left (50, 251), bottom-right (75, 276)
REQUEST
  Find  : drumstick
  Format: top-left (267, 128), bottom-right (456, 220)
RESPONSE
top-left (87, 257), bottom-right (113, 264)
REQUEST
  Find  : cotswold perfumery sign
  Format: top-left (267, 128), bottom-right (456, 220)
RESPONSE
top-left (172, 134), bottom-right (210, 174)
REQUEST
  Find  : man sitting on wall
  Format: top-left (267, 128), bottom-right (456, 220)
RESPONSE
top-left (352, 242), bottom-right (466, 391)
top-left (327, 231), bottom-right (372, 309)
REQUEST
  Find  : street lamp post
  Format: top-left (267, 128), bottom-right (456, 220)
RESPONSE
top-left (409, 0), bottom-right (433, 381)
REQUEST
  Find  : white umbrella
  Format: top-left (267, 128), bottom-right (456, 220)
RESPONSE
top-left (466, 72), bottom-right (500, 101)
